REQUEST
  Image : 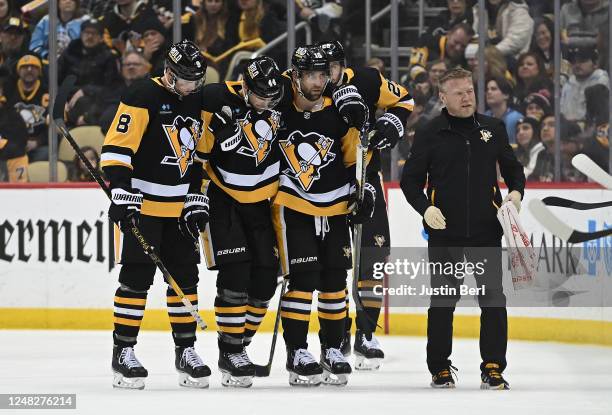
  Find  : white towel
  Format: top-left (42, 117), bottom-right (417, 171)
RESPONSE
top-left (497, 201), bottom-right (537, 290)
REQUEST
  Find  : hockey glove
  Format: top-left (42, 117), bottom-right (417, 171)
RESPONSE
top-left (348, 182), bottom-right (376, 224)
top-left (109, 187), bottom-right (143, 229)
top-left (179, 192), bottom-right (210, 241)
top-left (369, 112), bottom-right (404, 150)
top-left (332, 84), bottom-right (369, 131)
top-left (208, 106), bottom-right (240, 146)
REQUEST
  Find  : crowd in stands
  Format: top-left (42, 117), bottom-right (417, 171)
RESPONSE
top-left (0, 0), bottom-right (610, 185)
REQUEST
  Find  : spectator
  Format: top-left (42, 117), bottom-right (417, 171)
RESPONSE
top-left (523, 90), bottom-right (551, 121)
top-left (485, 77), bottom-right (523, 144)
top-left (152, 0), bottom-right (196, 35)
top-left (229, 0), bottom-right (285, 44)
top-left (560, 120), bottom-right (586, 182)
top-left (69, 145), bottom-right (100, 182)
top-left (0, 0), bottom-right (18, 29)
top-left (190, 0), bottom-right (235, 56)
top-left (581, 83), bottom-right (610, 171)
top-left (296, 0), bottom-right (342, 42)
top-left (528, 114), bottom-right (555, 181)
top-left (514, 116), bottom-right (544, 177)
top-left (408, 22), bottom-right (473, 83)
top-left (0, 17), bottom-right (30, 75)
top-left (465, 44), bottom-right (514, 85)
top-left (514, 51), bottom-right (553, 103)
top-left (97, 50), bottom-right (150, 132)
top-left (58, 18), bottom-right (120, 88)
top-left (100, 0), bottom-right (158, 51)
top-left (529, 16), bottom-right (555, 76)
top-left (561, 37), bottom-right (609, 123)
top-left (4, 54), bottom-right (49, 162)
top-left (429, 0), bottom-right (474, 37)
top-left (428, 59), bottom-right (449, 87)
top-left (471, 0), bottom-right (534, 58)
top-left (0, 77), bottom-right (29, 182)
top-left (366, 57), bottom-right (385, 73)
top-left (560, 0), bottom-right (609, 41)
top-left (132, 15), bottom-right (168, 75)
top-left (29, 0), bottom-right (84, 59)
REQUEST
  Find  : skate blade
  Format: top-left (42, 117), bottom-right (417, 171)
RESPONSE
top-left (288, 372), bottom-right (321, 387)
top-left (178, 371), bottom-right (209, 389)
top-left (480, 382), bottom-right (509, 390)
top-left (221, 371), bottom-right (253, 388)
top-left (430, 381), bottom-right (455, 389)
top-left (112, 372), bottom-right (145, 390)
top-left (322, 370), bottom-right (348, 386)
top-left (354, 354), bottom-right (382, 371)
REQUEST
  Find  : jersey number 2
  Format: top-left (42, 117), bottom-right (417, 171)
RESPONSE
top-left (387, 81), bottom-right (401, 97)
top-left (116, 114), bottom-right (131, 133)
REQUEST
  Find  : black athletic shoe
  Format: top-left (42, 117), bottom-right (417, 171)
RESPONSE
top-left (430, 365), bottom-right (458, 388)
top-left (480, 363), bottom-right (510, 390)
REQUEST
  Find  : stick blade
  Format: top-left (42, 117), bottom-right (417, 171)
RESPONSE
top-left (528, 199), bottom-right (574, 241)
top-left (52, 75), bottom-right (77, 121)
top-left (572, 154), bottom-right (612, 190)
top-left (253, 364), bottom-right (271, 377)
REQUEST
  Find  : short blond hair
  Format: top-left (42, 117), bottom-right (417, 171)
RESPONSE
top-left (438, 68), bottom-right (473, 92)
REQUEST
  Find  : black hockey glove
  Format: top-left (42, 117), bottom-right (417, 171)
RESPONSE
top-left (109, 187), bottom-right (143, 229)
top-left (207, 106), bottom-right (240, 146)
top-left (348, 181), bottom-right (376, 224)
top-left (332, 84), bottom-right (369, 131)
top-left (179, 192), bottom-right (210, 241)
top-left (369, 112), bottom-right (404, 150)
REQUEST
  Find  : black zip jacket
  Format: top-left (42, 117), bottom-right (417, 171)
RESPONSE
top-left (400, 108), bottom-right (525, 239)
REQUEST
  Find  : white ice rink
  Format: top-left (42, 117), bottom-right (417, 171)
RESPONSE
top-left (1, 330), bottom-right (610, 415)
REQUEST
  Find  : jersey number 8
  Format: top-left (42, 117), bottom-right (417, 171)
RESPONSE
top-left (116, 114), bottom-right (132, 133)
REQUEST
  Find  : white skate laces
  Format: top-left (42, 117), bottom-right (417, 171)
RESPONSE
top-left (118, 347), bottom-right (143, 369)
top-left (181, 347), bottom-right (204, 368)
top-left (229, 350), bottom-right (252, 367)
top-left (294, 348), bottom-right (317, 367)
top-left (362, 334), bottom-right (381, 350)
top-left (325, 347), bottom-right (345, 364)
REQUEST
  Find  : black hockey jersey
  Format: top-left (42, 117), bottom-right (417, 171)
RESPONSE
top-left (101, 77), bottom-right (205, 218)
top-left (273, 87), bottom-right (367, 217)
top-left (333, 66), bottom-right (414, 175)
top-left (198, 81), bottom-right (281, 203)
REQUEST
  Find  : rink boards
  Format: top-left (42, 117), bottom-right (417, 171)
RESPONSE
top-left (0, 183), bottom-right (611, 346)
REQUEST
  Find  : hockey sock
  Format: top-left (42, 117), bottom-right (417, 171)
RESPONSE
top-left (317, 290), bottom-right (347, 348)
top-left (113, 286), bottom-right (147, 347)
top-left (214, 289), bottom-right (247, 353)
top-left (281, 290), bottom-right (312, 350)
top-left (167, 286), bottom-right (198, 347)
top-left (356, 279), bottom-right (383, 334)
top-left (244, 297), bottom-right (269, 346)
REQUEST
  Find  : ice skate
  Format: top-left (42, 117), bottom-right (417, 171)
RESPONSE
top-left (353, 330), bottom-right (384, 370)
top-left (175, 346), bottom-right (211, 388)
top-left (112, 346), bottom-right (148, 390)
top-left (219, 349), bottom-right (255, 388)
top-left (320, 346), bottom-right (351, 386)
top-left (286, 348), bottom-right (323, 387)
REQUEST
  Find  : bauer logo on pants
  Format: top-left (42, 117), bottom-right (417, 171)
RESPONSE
top-left (279, 131), bottom-right (336, 191)
top-left (161, 115), bottom-right (202, 178)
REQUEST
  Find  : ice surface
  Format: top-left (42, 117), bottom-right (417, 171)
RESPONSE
top-left (0, 330), bottom-right (610, 415)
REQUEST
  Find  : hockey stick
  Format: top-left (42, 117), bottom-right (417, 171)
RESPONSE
top-left (528, 199), bottom-right (612, 243)
top-left (572, 154), bottom-right (612, 190)
top-left (543, 196), bottom-right (612, 210)
top-left (52, 75), bottom-right (207, 330)
top-left (253, 277), bottom-right (288, 377)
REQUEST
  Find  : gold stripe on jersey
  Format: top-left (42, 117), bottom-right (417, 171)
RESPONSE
top-left (102, 102), bottom-right (149, 167)
top-left (376, 73), bottom-right (414, 111)
top-left (207, 166), bottom-right (278, 203)
top-left (273, 191), bottom-right (349, 216)
top-left (140, 199), bottom-right (184, 217)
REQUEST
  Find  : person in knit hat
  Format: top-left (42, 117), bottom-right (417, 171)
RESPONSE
top-left (523, 89), bottom-right (552, 121)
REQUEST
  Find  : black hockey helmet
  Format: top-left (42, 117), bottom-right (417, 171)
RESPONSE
top-left (243, 56), bottom-right (283, 100)
top-left (291, 45), bottom-right (330, 74)
top-left (318, 40), bottom-right (345, 66)
top-left (165, 39), bottom-right (207, 82)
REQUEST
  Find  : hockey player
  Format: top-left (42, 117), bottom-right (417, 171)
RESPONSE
top-left (272, 45), bottom-right (376, 387)
top-left (197, 56), bottom-right (284, 387)
top-left (318, 40), bottom-right (414, 370)
top-left (101, 40), bottom-right (211, 390)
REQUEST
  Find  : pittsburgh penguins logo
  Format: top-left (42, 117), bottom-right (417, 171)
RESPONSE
top-left (161, 115), bottom-right (202, 177)
top-left (236, 111), bottom-right (280, 166)
top-left (343, 246), bottom-right (352, 259)
top-left (15, 102), bottom-right (47, 134)
top-left (374, 235), bottom-right (386, 247)
top-left (279, 131), bottom-right (336, 191)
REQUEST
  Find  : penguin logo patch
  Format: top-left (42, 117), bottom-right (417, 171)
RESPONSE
top-left (343, 246), bottom-right (352, 259)
top-left (374, 235), bottom-right (386, 247)
top-left (161, 115), bottom-right (202, 177)
top-left (236, 111), bottom-right (280, 166)
top-left (480, 129), bottom-right (493, 143)
top-left (279, 131), bottom-right (336, 191)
